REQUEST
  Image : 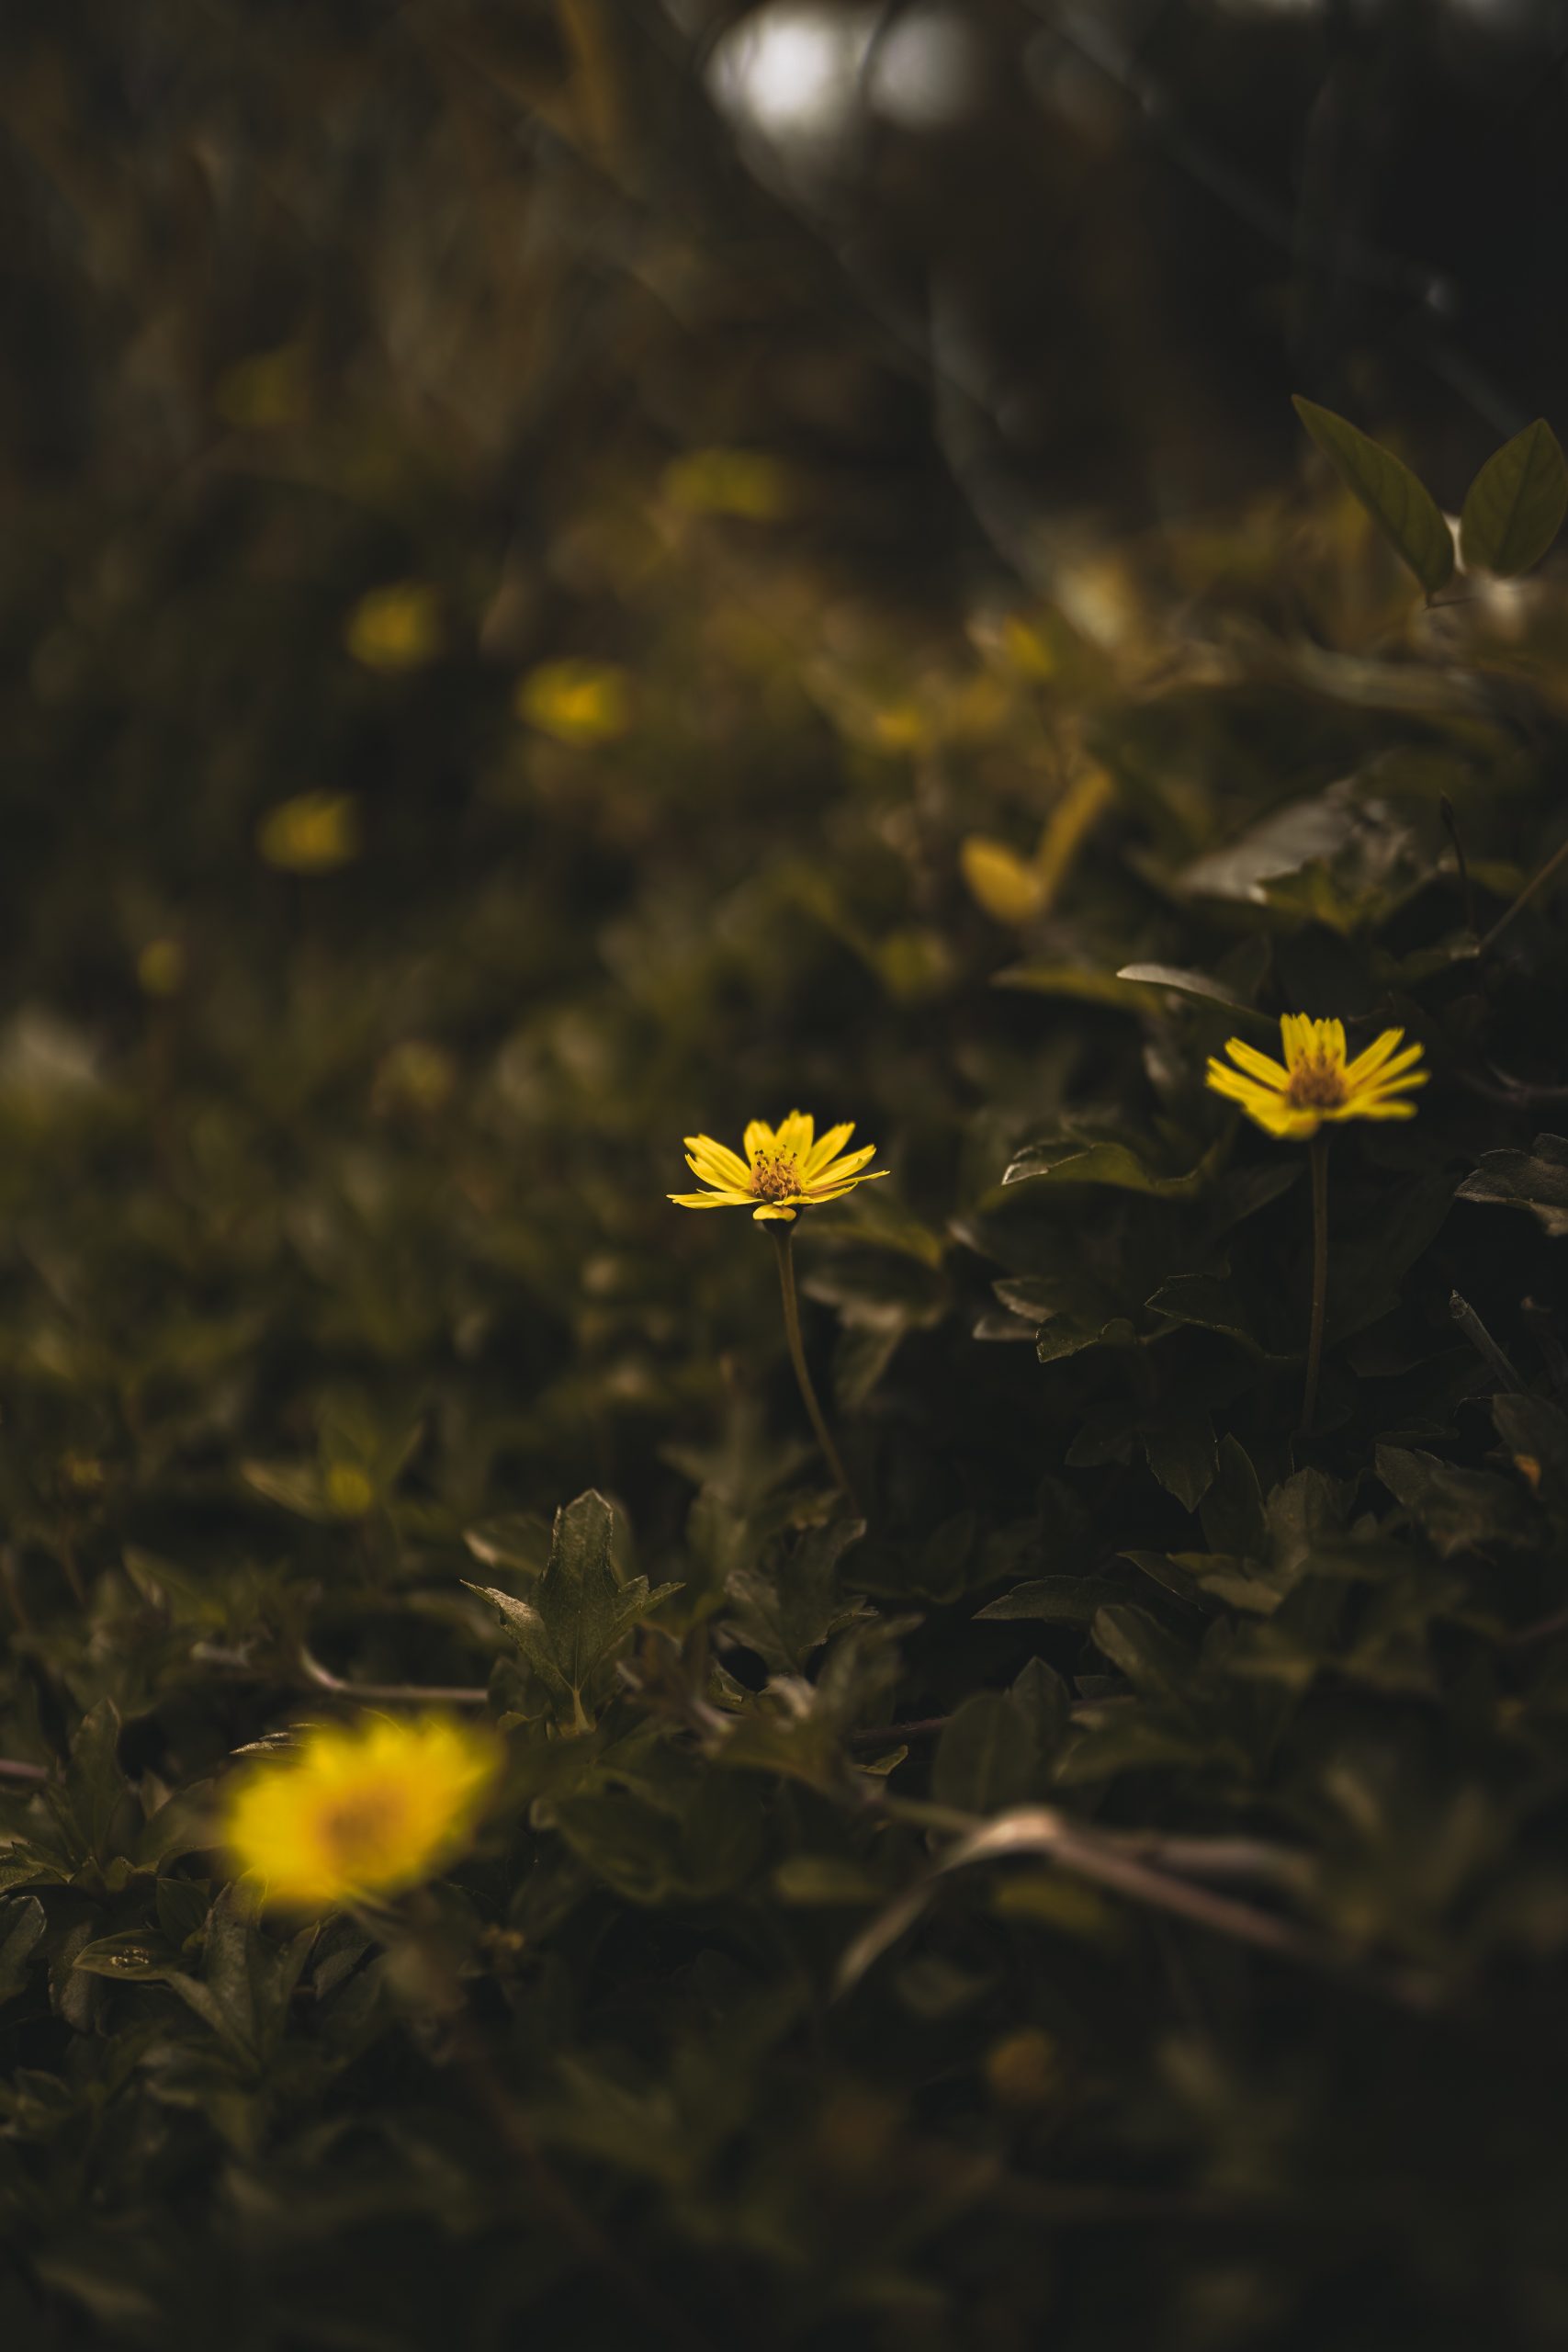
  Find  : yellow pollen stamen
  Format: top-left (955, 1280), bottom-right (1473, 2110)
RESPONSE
top-left (751, 1152), bottom-right (799, 1202)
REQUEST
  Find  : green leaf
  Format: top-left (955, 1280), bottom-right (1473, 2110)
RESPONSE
top-left (469, 1488), bottom-right (681, 1732)
top-left (931, 1693), bottom-right (1036, 1815)
top-left (1143, 1417), bottom-right (1218, 1512)
top-left (1460, 419), bottom-right (1568, 577)
top-left (1001, 1135), bottom-right (1223, 1199)
top-left (1376, 1446), bottom-right (1540, 1561)
top-left (1200, 1436), bottom-right (1268, 1561)
top-left (976, 1575), bottom-right (1131, 1624)
top-left (726, 1518), bottom-right (868, 1675)
top-left (1292, 396), bottom-right (1454, 593)
top-left (1457, 1136), bottom-right (1568, 1240)
top-left (0, 1895), bottom-right (46, 2002)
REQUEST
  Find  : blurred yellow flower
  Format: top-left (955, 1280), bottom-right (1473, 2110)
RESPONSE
top-left (1207, 1016), bottom-right (1427, 1140)
top-left (257, 792), bottom-right (361, 874)
top-left (345, 582), bottom-right (442, 673)
top-left (961, 837), bottom-right (1046, 926)
top-left (663, 447), bottom-right (793, 522)
top-left (214, 343), bottom-right (310, 430)
top-left (515, 660), bottom-right (631, 745)
top-left (671, 1112), bottom-right (887, 1224)
top-left (135, 937), bottom-right (186, 998)
top-left (223, 1714), bottom-right (499, 1912)
top-left (962, 765), bottom-right (1116, 927)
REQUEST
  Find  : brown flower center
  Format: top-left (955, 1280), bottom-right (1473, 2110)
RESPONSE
top-left (317, 1787), bottom-right (408, 1870)
top-left (1285, 1058), bottom-right (1347, 1111)
top-left (751, 1152), bottom-right (800, 1202)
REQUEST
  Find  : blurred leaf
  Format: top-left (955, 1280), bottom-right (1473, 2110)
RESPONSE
top-left (1460, 420), bottom-right (1568, 577)
top-left (1292, 397), bottom-right (1454, 593)
top-left (1457, 1136), bottom-right (1568, 1239)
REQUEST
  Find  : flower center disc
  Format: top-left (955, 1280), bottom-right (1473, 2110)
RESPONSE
top-left (1287, 1060), bottom-right (1347, 1111)
top-left (318, 1787), bottom-right (409, 1873)
top-left (751, 1152), bottom-right (799, 1202)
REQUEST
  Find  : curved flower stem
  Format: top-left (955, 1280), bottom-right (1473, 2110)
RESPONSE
top-left (1300, 1133), bottom-right (1330, 1437)
top-left (769, 1222), bottom-right (859, 1514)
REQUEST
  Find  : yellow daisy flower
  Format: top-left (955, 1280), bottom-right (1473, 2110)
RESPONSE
top-left (670, 1112), bottom-right (888, 1223)
top-left (222, 1714), bottom-right (500, 1913)
top-left (1207, 1016), bottom-right (1427, 1140)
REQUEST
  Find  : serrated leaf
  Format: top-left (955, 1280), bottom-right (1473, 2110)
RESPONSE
top-left (976, 1575), bottom-right (1130, 1624)
top-left (0, 1895), bottom-right (46, 2001)
top-left (1460, 419), bottom-right (1568, 577)
top-left (469, 1489), bottom-right (681, 1732)
top-left (1293, 397), bottom-right (1454, 593)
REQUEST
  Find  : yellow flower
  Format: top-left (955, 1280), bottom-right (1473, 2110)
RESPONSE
top-left (344, 582), bottom-right (442, 673)
top-left (223, 1714), bottom-right (499, 1912)
top-left (515, 660), bottom-right (631, 745)
top-left (670, 1112), bottom-right (888, 1224)
top-left (1207, 1015), bottom-right (1427, 1140)
top-left (256, 792), bottom-right (360, 874)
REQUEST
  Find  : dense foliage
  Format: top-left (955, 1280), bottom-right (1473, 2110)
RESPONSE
top-left (6, 5), bottom-right (1568, 2347)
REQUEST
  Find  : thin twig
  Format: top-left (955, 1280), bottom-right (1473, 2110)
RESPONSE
top-left (1439, 795), bottom-right (1476, 933)
top-left (841, 1803), bottom-right (1440, 2016)
top-left (1482, 833), bottom-right (1568, 951)
top-left (299, 1648), bottom-right (489, 1708)
top-left (0, 1758), bottom-right (50, 1782)
top-left (1449, 1293), bottom-right (1524, 1392)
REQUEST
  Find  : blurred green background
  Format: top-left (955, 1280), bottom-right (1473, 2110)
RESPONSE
top-left (6, 6), bottom-right (1568, 2349)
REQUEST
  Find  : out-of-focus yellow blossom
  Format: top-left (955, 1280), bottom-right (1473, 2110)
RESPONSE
top-left (345, 582), bottom-right (442, 673)
top-left (671, 1112), bottom-right (888, 1224)
top-left (962, 764), bottom-right (1117, 927)
top-left (136, 938), bottom-right (186, 998)
top-left (515, 660), bottom-right (631, 745)
top-left (257, 793), bottom-right (361, 874)
top-left (1207, 1017), bottom-right (1427, 1140)
top-left (663, 447), bottom-right (794, 522)
top-left (324, 1464), bottom-right (376, 1519)
top-left (223, 1714), bottom-right (499, 1912)
top-left (214, 344), bottom-right (310, 430)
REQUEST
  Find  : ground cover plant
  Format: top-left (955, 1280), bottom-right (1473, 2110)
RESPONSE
top-left (6, 5), bottom-right (1568, 2347)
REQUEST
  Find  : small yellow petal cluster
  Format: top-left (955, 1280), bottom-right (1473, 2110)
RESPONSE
top-left (344, 582), bottom-right (442, 673)
top-left (256, 792), bottom-right (361, 874)
top-left (1207, 1015), bottom-right (1427, 1140)
top-left (223, 1714), bottom-right (499, 1912)
top-left (515, 660), bottom-right (632, 745)
top-left (671, 1112), bottom-right (887, 1224)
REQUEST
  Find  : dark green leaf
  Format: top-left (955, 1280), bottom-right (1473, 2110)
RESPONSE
top-left (1460, 419), bottom-right (1568, 577)
top-left (1292, 396), bottom-right (1454, 592)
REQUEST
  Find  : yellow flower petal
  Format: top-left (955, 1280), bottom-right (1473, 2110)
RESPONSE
top-left (803, 1122), bottom-right (855, 1179)
top-left (1217, 1038), bottom-right (1291, 1091)
top-left (743, 1120), bottom-right (776, 1167)
top-left (684, 1137), bottom-right (752, 1189)
top-left (751, 1204), bottom-right (797, 1222)
top-left (670, 1190), bottom-right (752, 1208)
top-left (1342, 1028), bottom-right (1404, 1088)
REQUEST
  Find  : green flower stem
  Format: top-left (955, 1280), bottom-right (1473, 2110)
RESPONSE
top-left (769, 1220), bottom-right (859, 1514)
top-left (1300, 1133), bottom-right (1330, 1437)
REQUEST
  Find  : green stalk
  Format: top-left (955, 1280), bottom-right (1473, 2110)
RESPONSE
top-left (769, 1221), bottom-right (859, 1514)
top-left (1300, 1133), bottom-right (1330, 1437)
